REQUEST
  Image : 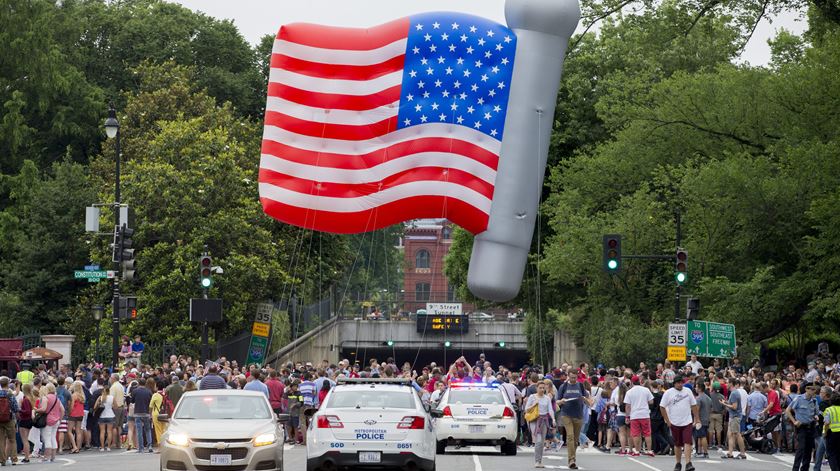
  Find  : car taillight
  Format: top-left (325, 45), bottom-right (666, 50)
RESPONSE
top-left (442, 406), bottom-right (452, 417)
top-left (316, 415), bottom-right (344, 428)
top-left (502, 407), bottom-right (515, 419)
top-left (397, 416), bottom-right (425, 429)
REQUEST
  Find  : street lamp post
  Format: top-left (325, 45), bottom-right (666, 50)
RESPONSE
top-left (92, 306), bottom-right (104, 363)
top-left (104, 105), bottom-right (121, 369)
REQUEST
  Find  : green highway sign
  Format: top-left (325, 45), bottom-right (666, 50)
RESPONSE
top-left (686, 320), bottom-right (736, 358)
top-left (246, 336), bottom-right (268, 365)
top-left (74, 270), bottom-right (114, 283)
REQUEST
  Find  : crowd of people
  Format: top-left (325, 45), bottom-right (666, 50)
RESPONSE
top-left (0, 344), bottom-right (838, 471)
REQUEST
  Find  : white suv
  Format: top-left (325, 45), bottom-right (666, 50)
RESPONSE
top-left (306, 378), bottom-right (436, 471)
top-left (433, 383), bottom-right (518, 455)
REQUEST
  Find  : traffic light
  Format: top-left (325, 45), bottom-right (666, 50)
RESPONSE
top-left (120, 226), bottom-right (136, 282)
top-left (442, 340), bottom-right (451, 348)
top-left (602, 235), bottom-right (622, 273)
top-left (119, 296), bottom-right (137, 319)
top-left (494, 341), bottom-right (506, 348)
top-left (383, 340), bottom-right (395, 347)
top-left (675, 248), bottom-right (688, 285)
top-left (686, 298), bottom-right (700, 320)
top-left (199, 254), bottom-right (212, 288)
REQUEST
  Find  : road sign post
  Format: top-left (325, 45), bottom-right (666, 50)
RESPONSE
top-left (686, 320), bottom-right (736, 358)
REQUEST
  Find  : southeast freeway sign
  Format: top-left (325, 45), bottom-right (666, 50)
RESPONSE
top-left (686, 320), bottom-right (736, 358)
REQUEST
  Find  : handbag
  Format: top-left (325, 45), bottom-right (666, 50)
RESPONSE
top-left (33, 395), bottom-right (58, 429)
top-left (524, 402), bottom-right (540, 423)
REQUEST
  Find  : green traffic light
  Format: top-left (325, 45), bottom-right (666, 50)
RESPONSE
top-left (676, 272), bottom-right (687, 284)
top-left (444, 341), bottom-right (451, 348)
top-left (607, 259), bottom-right (618, 270)
top-left (386, 340), bottom-right (394, 346)
top-left (498, 341), bottom-right (506, 347)
top-left (201, 277), bottom-right (212, 288)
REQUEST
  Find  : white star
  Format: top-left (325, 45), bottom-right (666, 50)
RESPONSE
top-left (477, 97), bottom-right (485, 105)
top-left (459, 92), bottom-right (467, 100)
top-left (457, 57), bottom-right (464, 65)
top-left (466, 46), bottom-right (474, 54)
top-left (501, 58), bottom-right (509, 65)
top-left (481, 74), bottom-right (489, 82)
top-left (474, 121), bottom-right (482, 129)
top-left (431, 102), bottom-right (440, 110)
top-left (491, 66), bottom-right (500, 74)
top-left (487, 30), bottom-right (495, 37)
top-left (450, 103), bottom-right (458, 111)
top-left (406, 94), bottom-right (414, 101)
top-left (471, 84), bottom-right (478, 92)
top-left (412, 46), bottom-right (420, 54)
top-left (448, 44), bottom-right (456, 52)
top-left (445, 67), bottom-right (453, 75)
top-left (438, 56), bottom-right (446, 64)
top-left (469, 25), bottom-right (477, 33)
top-left (457, 115), bottom-right (465, 124)
top-left (427, 67), bottom-right (434, 75)
top-left (496, 44), bottom-right (503, 51)
top-left (421, 58), bottom-right (428, 65)
top-left (432, 22), bottom-right (440, 29)
top-left (429, 44), bottom-right (437, 52)
top-left (497, 81), bottom-right (506, 89)
top-left (441, 33), bottom-right (449, 41)
top-left (484, 112), bottom-right (492, 120)
top-left (420, 115), bottom-right (428, 123)
top-left (504, 36), bottom-right (512, 43)
top-left (404, 118), bottom-right (411, 125)
top-left (442, 90), bottom-right (450, 98)
top-left (491, 129), bottom-right (498, 136)
top-left (424, 33), bottom-right (432, 41)
top-left (467, 106), bottom-right (475, 114)
top-left (478, 38), bottom-right (486, 46)
top-left (460, 34), bottom-right (468, 42)
top-left (415, 104), bottom-right (422, 112)
top-left (416, 24), bottom-right (424, 31)
top-left (451, 22), bottom-right (460, 30)
top-left (434, 79), bottom-right (442, 88)
top-left (439, 113), bottom-right (447, 121)
top-left (488, 89), bottom-right (496, 97)
top-left (453, 80), bottom-right (461, 89)
top-left (409, 70), bottom-right (417, 78)
top-left (423, 91), bottom-right (430, 98)
top-left (463, 69), bottom-right (471, 77)
top-left (475, 60), bottom-right (483, 68)
top-left (493, 105), bottom-right (501, 113)
top-left (485, 51), bottom-right (492, 58)
top-left (418, 81), bottom-right (425, 89)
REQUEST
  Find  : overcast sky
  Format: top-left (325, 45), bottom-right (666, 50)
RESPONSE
top-left (169, 0), bottom-right (807, 66)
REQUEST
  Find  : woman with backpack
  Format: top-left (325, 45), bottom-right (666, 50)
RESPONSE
top-left (151, 378), bottom-right (169, 448)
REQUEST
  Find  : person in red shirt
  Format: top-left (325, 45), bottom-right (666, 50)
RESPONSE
top-left (265, 370), bottom-right (285, 415)
top-left (762, 380), bottom-right (783, 450)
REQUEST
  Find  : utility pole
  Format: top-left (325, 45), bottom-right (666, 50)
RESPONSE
top-left (674, 211), bottom-right (682, 323)
top-left (104, 105), bottom-right (121, 369)
top-left (200, 245), bottom-right (210, 363)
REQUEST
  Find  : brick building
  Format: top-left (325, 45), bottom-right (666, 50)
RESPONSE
top-left (401, 219), bottom-right (456, 313)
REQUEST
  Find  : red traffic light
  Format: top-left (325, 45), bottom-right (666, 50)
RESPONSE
top-left (608, 239), bottom-right (618, 248)
top-left (677, 251), bottom-right (687, 261)
top-left (200, 256), bottom-right (211, 267)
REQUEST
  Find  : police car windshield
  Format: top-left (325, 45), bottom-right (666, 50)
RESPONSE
top-left (174, 395), bottom-right (273, 420)
top-left (449, 389), bottom-right (503, 405)
top-left (328, 391), bottom-right (415, 409)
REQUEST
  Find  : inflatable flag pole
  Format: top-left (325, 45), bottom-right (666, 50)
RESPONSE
top-left (466, 0), bottom-right (580, 302)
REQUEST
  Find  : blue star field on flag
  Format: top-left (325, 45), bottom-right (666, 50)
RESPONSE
top-left (397, 13), bottom-right (517, 141)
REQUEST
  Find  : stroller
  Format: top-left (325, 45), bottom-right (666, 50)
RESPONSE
top-left (742, 414), bottom-right (781, 454)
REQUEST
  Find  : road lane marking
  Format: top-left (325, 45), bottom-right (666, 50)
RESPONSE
top-left (627, 457), bottom-right (663, 471)
top-left (58, 458), bottom-right (76, 466)
top-left (472, 454), bottom-right (483, 471)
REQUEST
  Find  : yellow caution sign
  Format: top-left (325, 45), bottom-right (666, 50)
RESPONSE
top-left (667, 346), bottom-right (687, 362)
top-left (252, 322), bottom-right (271, 338)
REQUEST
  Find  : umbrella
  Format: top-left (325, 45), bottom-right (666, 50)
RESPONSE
top-left (20, 347), bottom-right (63, 361)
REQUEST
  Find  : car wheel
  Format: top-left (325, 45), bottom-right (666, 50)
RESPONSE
top-left (306, 459), bottom-right (319, 471)
top-left (436, 440), bottom-right (447, 455)
top-left (501, 440), bottom-right (517, 456)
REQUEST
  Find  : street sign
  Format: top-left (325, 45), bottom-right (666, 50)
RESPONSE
top-left (84, 265), bottom-right (100, 271)
top-left (252, 322), bottom-right (270, 337)
top-left (686, 320), bottom-right (736, 358)
top-left (74, 270), bottom-right (109, 282)
top-left (246, 303), bottom-right (275, 365)
top-left (668, 346), bottom-right (687, 362)
top-left (426, 303), bottom-right (463, 315)
top-left (668, 323), bottom-right (687, 347)
top-left (246, 336), bottom-right (268, 365)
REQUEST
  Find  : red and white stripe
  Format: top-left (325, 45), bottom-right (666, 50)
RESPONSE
top-left (259, 18), bottom-right (499, 234)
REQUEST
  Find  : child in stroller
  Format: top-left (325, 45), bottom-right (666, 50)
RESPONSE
top-left (742, 413), bottom-right (781, 454)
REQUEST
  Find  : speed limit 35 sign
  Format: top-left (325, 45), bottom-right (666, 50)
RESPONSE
top-left (668, 323), bottom-right (687, 362)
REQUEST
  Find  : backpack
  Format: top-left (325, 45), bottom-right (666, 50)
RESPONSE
top-left (157, 392), bottom-right (175, 422)
top-left (0, 396), bottom-right (11, 423)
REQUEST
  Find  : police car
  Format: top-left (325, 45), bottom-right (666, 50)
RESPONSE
top-left (306, 378), bottom-right (436, 471)
top-left (433, 382), bottom-right (518, 455)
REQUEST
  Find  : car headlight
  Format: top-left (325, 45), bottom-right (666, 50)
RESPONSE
top-left (253, 433), bottom-right (276, 447)
top-left (166, 433), bottom-right (190, 447)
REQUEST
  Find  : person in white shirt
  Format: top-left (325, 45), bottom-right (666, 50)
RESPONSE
top-left (660, 376), bottom-right (700, 471)
top-left (624, 378), bottom-right (655, 457)
top-left (686, 355), bottom-right (703, 375)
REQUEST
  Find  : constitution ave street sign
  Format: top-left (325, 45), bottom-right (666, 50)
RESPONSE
top-left (686, 320), bottom-right (737, 358)
top-left (74, 270), bottom-right (114, 283)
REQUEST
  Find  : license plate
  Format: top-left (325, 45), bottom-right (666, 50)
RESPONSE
top-left (210, 455), bottom-right (232, 466)
top-left (469, 425), bottom-right (486, 433)
top-left (359, 451), bottom-right (381, 463)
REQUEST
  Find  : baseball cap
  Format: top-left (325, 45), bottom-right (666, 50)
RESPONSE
top-left (674, 375), bottom-right (685, 384)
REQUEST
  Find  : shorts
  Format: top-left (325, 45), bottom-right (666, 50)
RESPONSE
top-left (630, 418), bottom-right (652, 438)
top-left (728, 416), bottom-right (741, 434)
top-left (113, 407), bottom-right (125, 427)
top-left (693, 425), bottom-right (709, 439)
top-left (670, 424), bottom-right (693, 447)
top-left (710, 413), bottom-right (723, 434)
top-left (68, 416), bottom-right (83, 422)
top-left (289, 415), bottom-right (300, 428)
top-left (617, 416), bottom-right (627, 428)
top-left (58, 419), bottom-right (68, 432)
top-left (99, 417), bottom-right (115, 424)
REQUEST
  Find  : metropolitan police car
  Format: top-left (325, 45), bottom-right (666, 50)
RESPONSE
top-left (433, 382), bottom-right (518, 455)
top-left (306, 378), bottom-right (437, 471)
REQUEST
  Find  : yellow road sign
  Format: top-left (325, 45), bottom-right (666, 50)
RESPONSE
top-left (667, 346), bottom-right (687, 362)
top-left (252, 321), bottom-right (270, 338)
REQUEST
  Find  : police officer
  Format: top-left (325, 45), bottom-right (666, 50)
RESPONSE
top-left (824, 393), bottom-right (840, 471)
top-left (15, 363), bottom-right (34, 386)
top-left (786, 383), bottom-right (820, 471)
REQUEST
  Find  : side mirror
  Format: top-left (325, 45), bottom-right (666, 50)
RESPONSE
top-left (430, 409), bottom-right (444, 418)
top-left (276, 413), bottom-right (290, 424)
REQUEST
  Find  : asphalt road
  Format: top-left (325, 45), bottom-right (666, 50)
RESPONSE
top-left (24, 444), bottom-right (804, 471)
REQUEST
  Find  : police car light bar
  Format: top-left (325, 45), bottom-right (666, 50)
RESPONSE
top-left (449, 382), bottom-right (498, 389)
top-left (336, 378), bottom-right (413, 386)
